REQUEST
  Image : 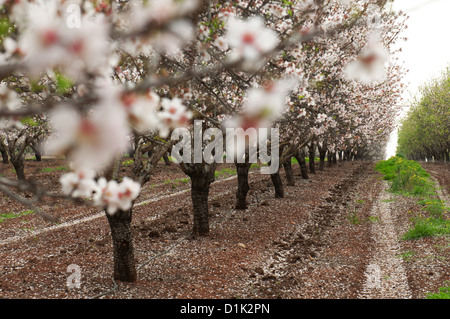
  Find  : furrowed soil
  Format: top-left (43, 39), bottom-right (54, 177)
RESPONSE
top-left (0, 157), bottom-right (448, 299)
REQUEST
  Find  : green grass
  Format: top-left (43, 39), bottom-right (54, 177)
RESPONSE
top-left (162, 177), bottom-right (191, 189)
top-left (214, 168), bottom-right (236, 178)
top-left (426, 281), bottom-right (450, 299)
top-left (304, 157), bottom-right (321, 163)
top-left (0, 210), bottom-right (35, 222)
top-left (398, 250), bottom-right (415, 262)
top-left (402, 217), bottom-right (450, 240)
top-left (375, 156), bottom-right (434, 196)
top-left (41, 166), bottom-right (68, 172)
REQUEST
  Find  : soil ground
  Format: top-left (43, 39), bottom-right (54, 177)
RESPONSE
top-left (0, 156), bottom-right (448, 301)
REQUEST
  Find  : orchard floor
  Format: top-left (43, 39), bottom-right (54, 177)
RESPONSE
top-left (0, 157), bottom-right (448, 299)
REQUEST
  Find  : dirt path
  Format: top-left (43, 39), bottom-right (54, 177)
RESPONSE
top-left (358, 180), bottom-right (412, 299)
top-left (237, 161), bottom-right (380, 298)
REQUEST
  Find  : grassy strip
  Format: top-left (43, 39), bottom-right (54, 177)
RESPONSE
top-left (0, 210), bottom-right (35, 222)
top-left (377, 156), bottom-right (450, 299)
top-left (375, 156), bottom-right (434, 196)
top-left (375, 156), bottom-right (450, 240)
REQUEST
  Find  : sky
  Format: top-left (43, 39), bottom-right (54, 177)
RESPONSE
top-left (384, 0), bottom-right (450, 158)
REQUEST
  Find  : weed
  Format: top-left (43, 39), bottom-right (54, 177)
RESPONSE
top-left (398, 250), bottom-right (415, 261)
top-left (122, 159), bottom-right (134, 166)
top-left (346, 202), bottom-right (362, 224)
top-left (367, 216), bottom-right (380, 223)
top-left (347, 211), bottom-right (361, 224)
top-left (418, 198), bottom-right (449, 219)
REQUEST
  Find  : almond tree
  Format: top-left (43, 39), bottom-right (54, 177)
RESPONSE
top-left (0, 0), bottom-right (407, 282)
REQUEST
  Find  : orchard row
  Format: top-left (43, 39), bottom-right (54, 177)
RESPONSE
top-left (0, 0), bottom-right (406, 282)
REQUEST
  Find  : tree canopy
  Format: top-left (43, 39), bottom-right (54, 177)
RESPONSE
top-left (397, 67), bottom-right (450, 162)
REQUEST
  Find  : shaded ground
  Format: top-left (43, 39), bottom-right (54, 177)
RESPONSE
top-left (0, 157), bottom-right (448, 300)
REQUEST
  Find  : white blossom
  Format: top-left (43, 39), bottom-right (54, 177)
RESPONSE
top-left (158, 98), bottom-right (193, 137)
top-left (344, 38), bottom-right (390, 84)
top-left (213, 36), bottom-right (229, 52)
top-left (93, 177), bottom-right (141, 215)
top-left (60, 169), bottom-right (97, 198)
top-left (225, 16), bottom-right (279, 62)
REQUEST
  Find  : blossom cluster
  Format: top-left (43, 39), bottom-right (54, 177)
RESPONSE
top-left (60, 169), bottom-right (141, 215)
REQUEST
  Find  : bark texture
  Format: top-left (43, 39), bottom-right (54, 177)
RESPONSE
top-left (106, 209), bottom-right (137, 282)
top-left (294, 150), bottom-right (309, 180)
top-left (235, 162), bottom-right (251, 209)
top-left (0, 148), bottom-right (8, 164)
top-left (11, 157), bottom-right (25, 181)
top-left (308, 142), bottom-right (316, 174)
top-left (181, 162), bottom-right (216, 237)
top-left (270, 170), bottom-right (284, 198)
top-left (283, 158), bottom-right (295, 186)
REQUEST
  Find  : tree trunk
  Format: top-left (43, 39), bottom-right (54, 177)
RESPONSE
top-left (327, 151), bottom-right (332, 167)
top-left (283, 158), bottom-right (295, 186)
top-left (345, 150), bottom-right (351, 161)
top-left (30, 142), bottom-right (42, 162)
top-left (191, 174), bottom-right (212, 236)
top-left (294, 151), bottom-right (309, 179)
top-left (270, 170), bottom-right (284, 198)
top-left (162, 153), bottom-right (171, 166)
top-left (319, 149), bottom-right (326, 171)
top-left (0, 149), bottom-right (8, 164)
top-left (308, 145), bottom-right (316, 174)
top-left (235, 162), bottom-right (251, 210)
top-left (106, 208), bottom-right (137, 282)
top-left (11, 157), bottom-right (25, 180)
top-left (34, 152), bottom-right (42, 162)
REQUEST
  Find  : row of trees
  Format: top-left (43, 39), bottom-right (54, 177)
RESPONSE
top-left (397, 67), bottom-right (450, 162)
top-left (0, 0), bottom-right (406, 282)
